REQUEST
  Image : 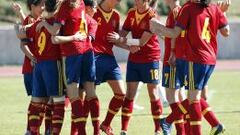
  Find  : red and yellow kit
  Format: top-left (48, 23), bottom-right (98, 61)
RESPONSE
top-left (22, 15), bottom-right (39, 74)
top-left (123, 8), bottom-right (161, 63)
top-left (176, 2), bottom-right (228, 65)
top-left (55, 0), bottom-right (90, 56)
top-left (164, 6), bottom-right (183, 66)
top-left (85, 14), bottom-right (98, 48)
top-left (26, 17), bottom-right (61, 61)
top-left (92, 6), bottom-right (120, 55)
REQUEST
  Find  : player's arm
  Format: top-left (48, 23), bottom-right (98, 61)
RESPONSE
top-left (108, 29), bottom-right (130, 50)
top-left (168, 38), bottom-right (177, 66)
top-left (36, 20), bottom-right (61, 36)
top-left (51, 32), bottom-right (86, 44)
top-left (220, 25), bottom-right (230, 37)
top-left (20, 42), bottom-right (36, 65)
top-left (150, 18), bottom-right (182, 38)
top-left (11, 2), bottom-right (26, 23)
top-left (218, 0), bottom-right (231, 37)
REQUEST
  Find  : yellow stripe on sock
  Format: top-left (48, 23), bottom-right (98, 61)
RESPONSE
top-left (108, 109), bottom-right (117, 115)
top-left (174, 119), bottom-right (184, 124)
top-left (29, 115), bottom-right (41, 120)
top-left (178, 104), bottom-right (187, 114)
top-left (190, 121), bottom-right (202, 126)
top-left (73, 117), bottom-right (87, 123)
top-left (122, 112), bottom-right (132, 117)
top-left (92, 117), bottom-right (100, 121)
top-left (202, 107), bottom-right (212, 116)
top-left (52, 120), bottom-right (63, 124)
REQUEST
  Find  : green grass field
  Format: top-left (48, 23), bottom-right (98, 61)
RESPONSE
top-left (0, 71), bottom-right (240, 135)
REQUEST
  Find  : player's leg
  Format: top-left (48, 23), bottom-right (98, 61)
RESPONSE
top-left (29, 64), bottom-right (49, 135)
top-left (23, 73), bottom-right (33, 134)
top-left (42, 60), bottom-right (65, 135)
top-left (121, 82), bottom-right (139, 134)
top-left (82, 50), bottom-right (100, 135)
top-left (100, 56), bottom-right (125, 134)
top-left (147, 83), bottom-right (163, 135)
top-left (44, 98), bottom-right (53, 135)
top-left (133, 82), bottom-right (144, 110)
top-left (62, 56), bottom-right (85, 134)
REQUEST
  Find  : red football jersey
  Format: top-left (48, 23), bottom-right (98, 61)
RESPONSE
top-left (92, 6), bottom-right (120, 55)
top-left (55, 0), bottom-right (91, 56)
top-left (26, 17), bottom-right (61, 61)
top-left (85, 14), bottom-right (98, 49)
top-left (22, 15), bottom-right (39, 74)
top-left (164, 6), bottom-right (182, 66)
top-left (176, 2), bottom-right (228, 65)
top-left (123, 8), bottom-right (160, 63)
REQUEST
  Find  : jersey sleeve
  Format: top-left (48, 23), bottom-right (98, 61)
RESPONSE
top-left (55, 3), bottom-right (68, 25)
top-left (26, 22), bottom-right (37, 39)
top-left (122, 12), bottom-right (132, 31)
top-left (87, 16), bottom-right (98, 40)
top-left (176, 5), bottom-right (190, 30)
top-left (217, 7), bottom-right (228, 29)
top-left (115, 13), bottom-right (120, 33)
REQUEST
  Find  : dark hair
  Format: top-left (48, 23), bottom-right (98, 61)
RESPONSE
top-left (84, 0), bottom-right (97, 7)
top-left (200, 0), bottom-right (211, 7)
top-left (27, 0), bottom-right (43, 10)
top-left (45, 0), bottom-right (57, 12)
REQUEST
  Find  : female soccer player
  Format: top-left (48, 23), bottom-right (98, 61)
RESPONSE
top-left (16, 0), bottom-right (68, 134)
top-left (52, 0), bottom-right (100, 134)
top-left (159, 0), bottom-right (187, 134)
top-left (150, 0), bottom-right (230, 135)
top-left (91, 0), bottom-right (126, 134)
top-left (107, 0), bottom-right (163, 134)
top-left (12, 0), bottom-right (45, 134)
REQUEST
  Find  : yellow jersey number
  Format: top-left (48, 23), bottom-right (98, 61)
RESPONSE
top-left (150, 69), bottom-right (159, 80)
top-left (79, 11), bottom-right (88, 36)
top-left (201, 17), bottom-right (211, 43)
top-left (37, 32), bottom-right (46, 55)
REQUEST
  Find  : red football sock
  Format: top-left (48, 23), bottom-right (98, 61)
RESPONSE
top-left (189, 101), bottom-right (202, 135)
top-left (184, 114), bottom-right (192, 135)
top-left (71, 99), bottom-right (86, 135)
top-left (102, 93), bottom-right (125, 127)
top-left (52, 103), bottom-right (65, 135)
top-left (27, 102), bottom-right (32, 131)
top-left (44, 103), bottom-right (53, 134)
top-left (174, 115), bottom-right (185, 135)
top-left (151, 99), bottom-right (162, 132)
top-left (121, 98), bottom-right (134, 132)
top-left (88, 98), bottom-right (100, 135)
top-left (166, 102), bottom-right (188, 124)
top-left (200, 98), bottom-right (219, 127)
top-left (28, 102), bottom-right (44, 135)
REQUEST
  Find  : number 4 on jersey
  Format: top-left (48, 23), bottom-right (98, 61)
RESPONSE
top-left (201, 17), bottom-right (211, 43)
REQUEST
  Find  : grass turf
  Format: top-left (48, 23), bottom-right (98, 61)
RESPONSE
top-left (0, 71), bottom-right (240, 135)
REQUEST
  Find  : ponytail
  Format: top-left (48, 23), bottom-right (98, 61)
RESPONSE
top-left (200, 0), bottom-right (211, 7)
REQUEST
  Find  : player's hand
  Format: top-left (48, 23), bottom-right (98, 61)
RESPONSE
top-left (217, 0), bottom-right (231, 12)
top-left (11, 2), bottom-right (22, 14)
top-left (168, 51), bottom-right (176, 67)
top-left (36, 20), bottom-right (46, 33)
top-left (73, 32), bottom-right (87, 41)
top-left (129, 46), bottom-right (140, 54)
top-left (107, 32), bottom-right (120, 43)
top-left (172, 7), bottom-right (179, 19)
top-left (30, 56), bottom-right (37, 67)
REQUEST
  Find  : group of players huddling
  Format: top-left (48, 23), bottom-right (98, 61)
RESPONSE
top-left (12, 0), bottom-right (230, 134)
